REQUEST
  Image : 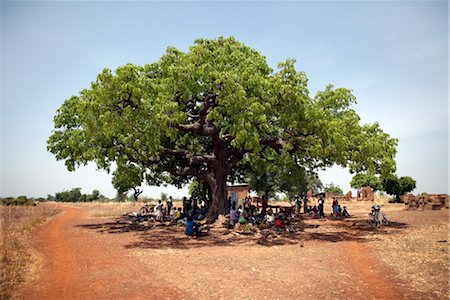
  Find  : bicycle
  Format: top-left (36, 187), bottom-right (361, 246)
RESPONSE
top-left (369, 207), bottom-right (388, 228)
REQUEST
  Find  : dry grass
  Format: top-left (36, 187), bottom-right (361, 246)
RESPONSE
top-left (67, 201), bottom-right (141, 218)
top-left (367, 209), bottom-right (449, 299)
top-left (0, 204), bottom-right (60, 299)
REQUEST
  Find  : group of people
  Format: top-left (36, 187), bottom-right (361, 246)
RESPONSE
top-left (150, 193), bottom-right (355, 238)
top-left (294, 195), bottom-right (351, 219)
top-left (330, 197), bottom-right (351, 218)
top-left (151, 195), bottom-right (208, 224)
top-left (229, 200), bottom-right (288, 229)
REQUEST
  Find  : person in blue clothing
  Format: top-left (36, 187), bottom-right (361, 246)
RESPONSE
top-left (185, 215), bottom-right (200, 237)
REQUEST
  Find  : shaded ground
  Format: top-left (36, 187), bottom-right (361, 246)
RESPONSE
top-left (13, 202), bottom-right (448, 299)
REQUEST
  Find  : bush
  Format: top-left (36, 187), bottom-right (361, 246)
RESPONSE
top-left (0, 197), bottom-right (36, 206)
top-left (48, 188), bottom-right (106, 202)
top-left (324, 182), bottom-right (343, 194)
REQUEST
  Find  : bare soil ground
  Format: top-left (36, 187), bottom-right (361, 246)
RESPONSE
top-left (12, 201), bottom-right (449, 300)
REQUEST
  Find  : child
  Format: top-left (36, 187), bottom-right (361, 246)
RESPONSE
top-left (312, 206), bottom-right (318, 218)
top-left (230, 202), bottom-right (239, 225)
top-left (275, 218), bottom-right (285, 229)
top-left (185, 216), bottom-right (200, 237)
top-left (175, 207), bottom-right (182, 219)
top-left (342, 206), bottom-right (350, 218)
top-left (264, 210), bottom-right (275, 226)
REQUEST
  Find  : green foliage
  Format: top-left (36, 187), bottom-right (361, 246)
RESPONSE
top-left (0, 196), bottom-right (36, 206)
top-left (244, 154), bottom-right (321, 197)
top-left (188, 179), bottom-right (207, 197)
top-left (398, 176), bottom-right (416, 194)
top-left (112, 163), bottom-right (144, 194)
top-left (48, 188), bottom-right (105, 202)
top-left (188, 180), bottom-right (200, 196)
top-left (115, 191), bottom-right (127, 202)
top-left (350, 173), bottom-right (381, 190)
top-left (324, 182), bottom-right (343, 194)
top-left (47, 37), bottom-right (398, 218)
top-left (382, 175), bottom-right (416, 202)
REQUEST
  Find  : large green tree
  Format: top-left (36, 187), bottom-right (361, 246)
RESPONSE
top-left (48, 37), bottom-right (397, 221)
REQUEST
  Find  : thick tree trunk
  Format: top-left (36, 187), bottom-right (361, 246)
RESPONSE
top-left (205, 172), bottom-right (228, 222)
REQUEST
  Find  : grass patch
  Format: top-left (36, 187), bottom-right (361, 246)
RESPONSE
top-left (0, 204), bottom-right (60, 299)
top-left (67, 202), bottom-right (141, 218)
top-left (369, 213), bottom-right (449, 299)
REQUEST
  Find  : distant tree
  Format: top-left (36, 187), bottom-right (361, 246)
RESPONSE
top-left (86, 189), bottom-right (104, 201)
top-left (160, 192), bottom-right (168, 202)
top-left (112, 164), bottom-right (144, 202)
top-left (305, 173), bottom-right (323, 194)
top-left (115, 191), bottom-right (127, 202)
top-left (350, 173), bottom-right (381, 191)
top-left (50, 188), bottom-right (105, 202)
top-left (382, 175), bottom-right (416, 202)
top-left (55, 188), bottom-right (83, 202)
top-left (324, 182), bottom-right (343, 194)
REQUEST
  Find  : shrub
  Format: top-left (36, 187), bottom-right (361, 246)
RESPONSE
top-left (0, 197), bottom-right (36, 206)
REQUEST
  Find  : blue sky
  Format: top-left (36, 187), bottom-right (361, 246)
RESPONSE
top-left (1, 1), bottom-right (448, 198)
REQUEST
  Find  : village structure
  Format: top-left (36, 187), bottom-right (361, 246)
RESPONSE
top-left (402, 193), bottom-right (449, 210)
top-left (227, 184), bottom-right (449, 212)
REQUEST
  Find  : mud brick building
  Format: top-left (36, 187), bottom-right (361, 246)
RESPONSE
top-left (402, 193), bottom-right (449, 210)
top-left (226, 184), bottom-right (249, 206)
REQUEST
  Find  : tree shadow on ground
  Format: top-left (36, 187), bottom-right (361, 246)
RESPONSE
top-left (76, 214), bottom-right (409, 250)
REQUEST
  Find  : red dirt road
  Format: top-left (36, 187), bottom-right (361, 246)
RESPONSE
top-left (14, 206), bottom-right (409, 300)
top-left (14, 207), bottom-right (184, 300)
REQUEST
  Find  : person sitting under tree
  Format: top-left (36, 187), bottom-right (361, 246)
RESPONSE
top-left (185, 215), bottom-right (201, 238)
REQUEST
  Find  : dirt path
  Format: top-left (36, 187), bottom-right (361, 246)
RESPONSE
top-left (341, 241), bottom-right (402, 299)
top-left (14, 206), bottom-right (406, 300)
top-left (14, 206), bottom-right (184, 300)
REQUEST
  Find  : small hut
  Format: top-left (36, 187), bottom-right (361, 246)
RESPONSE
top-left (227, 184), bottom-right (250, 206)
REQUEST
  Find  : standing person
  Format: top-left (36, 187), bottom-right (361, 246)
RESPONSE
top-left (332, 197), bottom-right (340, 217)
top-left (227, 196), bottom-right (232, 211)
top-left (182, 196), bottom-right (191, 216)
top-left (243, 196), bottom-right (249, 209)
top-left (191, 196), bottom-right (198, 215)
top-left (303, 195), bottom-right (308, 214)
top-left (295, 195), bottom-right (302, 215)
top-left (166, 196), bottom-right (173, 216)
top-left (154, 200), bottom-right (163, 221)
top-left (318, 196), bottom-right (325, 219)
top-left (331, 197), bottom-right (337, 217)
top-left (261, 194), bottom-right (269, 219)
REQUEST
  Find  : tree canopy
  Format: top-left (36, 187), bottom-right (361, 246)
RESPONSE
top-left (382, 175), bottom-right (416, 202)
top-left (350, 173), bottom-right (382, 191)
top-left (48, 37), bottom-right (397, 220)
top-left (324, 182), bottom-right (344, 194)
top-left (244, 155), bottom-right (321, 198)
